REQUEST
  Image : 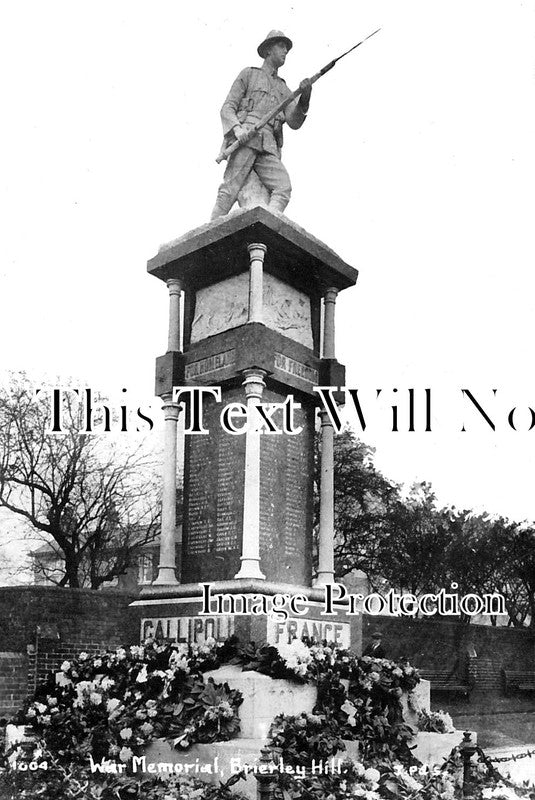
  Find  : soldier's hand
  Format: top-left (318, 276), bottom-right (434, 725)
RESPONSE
top-left (299, 78), bottom-right (312, 102)
top-left (233, 124), bottom-right (252, 144)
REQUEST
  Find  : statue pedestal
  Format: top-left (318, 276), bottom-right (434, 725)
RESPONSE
top-left (145, 207), bottom-right (357, 588)
top-left (131, 579), bottom-right (362, 655)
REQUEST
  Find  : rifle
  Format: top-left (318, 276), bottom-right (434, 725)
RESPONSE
top-left (215, 28), bottom-right (381, 164)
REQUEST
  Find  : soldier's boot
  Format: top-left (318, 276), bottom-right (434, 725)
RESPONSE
top-left (268, 194), bottom-right (290, 214)
top-left (267, 180), bottom-right (291, 214)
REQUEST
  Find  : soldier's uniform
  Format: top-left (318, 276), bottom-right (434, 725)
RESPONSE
top-left (211, 33), bottom-right (308, 219)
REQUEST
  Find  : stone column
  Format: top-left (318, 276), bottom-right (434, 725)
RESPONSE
top-left (323, 287), bottom-right (338, 359)
top-left (315, 287), bottom-right (338, 586)
top-left (235, 369), bottom-right (266, 580)
top-left (247, 243), bottom-right (267, 323)
top-left (154, 279), bottom-right (183, 585)
top-left (153, 394), bottom-right (180, 585)
top-left (167, 278), bottom-right (182, 352)
top-left (315, 410), bottom-right (335, 586)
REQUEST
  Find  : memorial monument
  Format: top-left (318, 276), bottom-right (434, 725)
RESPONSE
top-left (126, 34), bottom-right (448, 792)
top-left (131, 31), bottom-right (361, 649)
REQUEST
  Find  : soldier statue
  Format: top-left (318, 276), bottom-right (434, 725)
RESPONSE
top-left (211, 30), bottom-right (313, 220)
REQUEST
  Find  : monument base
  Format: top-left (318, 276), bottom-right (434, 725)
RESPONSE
top-left (139, 672), bottom-right (469, 800)
top-left (204, 665), bottom-right (316, 739)
top-left (130, 580), bottom-right (362, 652)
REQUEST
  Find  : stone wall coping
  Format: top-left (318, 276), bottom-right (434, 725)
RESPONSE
top-left (0, 586), bottom-right (136, 599)
top-left (367, 615), bottom-right (535, 637)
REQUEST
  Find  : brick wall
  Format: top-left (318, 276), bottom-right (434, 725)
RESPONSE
top-left (0, 653), bottom-right (28, 718)
top-left (363, 615), bottom-right (535, 674)
top-left (0, 586), bottom-right (137, 717)
top-left (2, 588), bottom-right (534, 720)
top-left (363, 615), bottom-right (535, 713)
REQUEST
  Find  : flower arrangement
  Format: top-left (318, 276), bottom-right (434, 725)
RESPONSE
top-left (417, 708), bottom-right (455, 734)
top-left (12, 640), bottom-right (242, 766)
top-left (1, 636), bottom-right (532, 800)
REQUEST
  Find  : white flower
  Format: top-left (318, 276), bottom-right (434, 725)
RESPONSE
top-left (396, 767), bottom-right (424, 792)
top-left (47, 696), bottom-right (58, 706)
top-left (60, 660), bottom-right (71, 672)
top-left (116, 648), bottom-right (127, 660)
top-left (106, 698), bottom-right (121, 713)
top-left (363, 767), bottom-right (380, 783)
top-left (276, 640), bottom-right (312, 675)
top-left (93, 658), bottom-right (102, 668)
top-left (55, 672), bottom-right (71, 688)
top-left (26, 708), bottom-right (36, 718)
top-left (482, 787), bottom-right (524, 800)
top-left (119, 727), bottom-right (133, 741)
top-left (119, 746), bottom-right (133, 763)
top-left (100, 677), bottom-right (115, 691)
top-left (89, 692), bottom-right (102, 705)
top-left (78, 652), bottom-right (89, 661)
top-left (147, 708), bottom-right (157, 718)
top-left (140, 722), bottom-right (154, 735)
top-left (218, 702), bottom-right (233, 719)
top-left (136, 665), bottom-right (148, 683)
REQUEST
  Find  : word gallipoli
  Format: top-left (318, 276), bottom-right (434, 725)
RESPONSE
top-left (37, 386), bottom-right (535, 435)
top-left (199, 582), bottom-right (505, 621)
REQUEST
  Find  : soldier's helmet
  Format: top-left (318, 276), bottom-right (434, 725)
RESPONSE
top-left (257, 30), bottom-right (293, 58)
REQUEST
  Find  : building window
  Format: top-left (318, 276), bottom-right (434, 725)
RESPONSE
top-left (138, 555), bottom-right (154, 585)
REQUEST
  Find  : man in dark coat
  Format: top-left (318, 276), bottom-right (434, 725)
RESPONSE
top-left (362, 632), bottom-right (387, 658)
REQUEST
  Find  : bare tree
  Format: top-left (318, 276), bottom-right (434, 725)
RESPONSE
top-left (0, 374), bottom-right (161, 589)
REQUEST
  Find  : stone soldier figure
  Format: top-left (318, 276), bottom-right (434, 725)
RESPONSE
top-left (211, 30), bottom-right (313, 220)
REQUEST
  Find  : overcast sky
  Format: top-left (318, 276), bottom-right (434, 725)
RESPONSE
top-left (1, 1), bottom-right (535, 525)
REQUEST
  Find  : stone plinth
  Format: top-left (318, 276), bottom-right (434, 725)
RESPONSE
top-left (204, 665), bottom-right (316, 739)
top-left (130, 581), bottom-right (363, 653)
top-left (138, 674), bottom-right (468, 800)
top-left (143, 738), bottom-right (263, 799)
top-left (148, 207), bottom-right (357, 589)
top-left (410, 731), bottom-right (465, 765)
top-left (401, 679), bottom-right (431, 728)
